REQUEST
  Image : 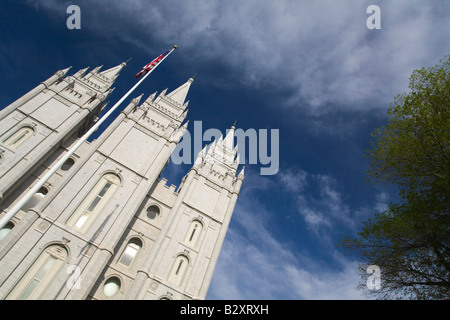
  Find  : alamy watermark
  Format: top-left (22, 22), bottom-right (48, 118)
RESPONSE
top-left (367, 5), bottom-right (381, 30)
top-left (66, 4), bottom-right (381, 31)
top-left (65, 4), bottom-right (380, 30)
top-left (171, 121), bottom-right (279, 176)
top-left (366, 265), bottom-right (381, 290)
top-left (66, 5), bottom-right (81, 30)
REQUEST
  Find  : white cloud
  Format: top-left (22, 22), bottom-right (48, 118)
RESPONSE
top-left (29, 0), bottom-right (450, 114)
top-left (207, 189), bottom-right (364, 300)
top-left (276, 167), bottom-right (396, 245)
top-left (208, 166), bottom-right (394, 300)
top-left (207, 167), bottom-right (366, 300)
top-left (374, 192), bottom-right (389, 213)
top-left (277, 168), bottom-right (355, 237)
top-left (315, 174), bottom-right (353, 226)
top-left (277, 167), bottom-right (308, 193)
top-left (283, 262), bottom-right (363, 300)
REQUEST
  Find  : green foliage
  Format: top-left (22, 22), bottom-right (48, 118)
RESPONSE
top-left (342, 56), bottom-right (450, 299)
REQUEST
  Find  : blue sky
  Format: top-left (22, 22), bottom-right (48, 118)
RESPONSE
top-left (1, 0), bottom-right (449, 299)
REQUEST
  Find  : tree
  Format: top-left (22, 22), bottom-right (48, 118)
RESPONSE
top-left (341, 56), bottom-right (450, 299)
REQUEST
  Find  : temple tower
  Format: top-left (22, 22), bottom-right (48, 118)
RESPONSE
top-left (0, 66), bottom-right (244, 300)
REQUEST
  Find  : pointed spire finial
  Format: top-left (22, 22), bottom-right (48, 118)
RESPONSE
top-left (121, 58), bottom-right (132, 67)
top-left (131, 93), bottom-right (144, 106)
top-left (232, 120), bottom-right (237, 128)
top-left (99, 62), bottom-right (127, 81)
top-left (56, 66), bottom-right (72, 79)
top-left (145, 91), bottom-right (158, 103)
top-left (167, 78), bottom-right (193, 105)
top-left (92, 65), bottom-right (104, 73)
top-left (74, 67), bottom-right (89, 78)
top-left (238, 165), bottom-right (245, 180)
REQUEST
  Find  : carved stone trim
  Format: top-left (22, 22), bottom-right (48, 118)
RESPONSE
top-left (205, 180), bottom-right (222, 192)
top-left (53, 94), bottom-right (73, 107)
top-left (134, 123), bottom-right (161, 141)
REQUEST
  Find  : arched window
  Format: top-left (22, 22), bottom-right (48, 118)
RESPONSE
top-left (6, 244), bottom-right (68, 300)
top-left (146, 205), bottom-right (160, 220)
top-left (20, 187), bottom-right (48, 213)
top-left (67, 173), bottom-right (120, 233)
top-left (60, 158), bottom-right (75, 171)
top-left (3, 126), bottom-right (34, 149)
top-left (168, 255), bottom-right (189, 287)
top-left (103, 276), bottom-right (121, 298)
top-left (0, 222), bottom-right (14, 241)
top-left (184, 220), bottom-right (203, 247)
top-left (119, 238), bottom-right (142, 267)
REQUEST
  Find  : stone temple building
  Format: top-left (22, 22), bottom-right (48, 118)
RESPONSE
top-left (0, 61), bottom-right (244, 300)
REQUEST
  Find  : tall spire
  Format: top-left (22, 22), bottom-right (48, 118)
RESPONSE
top-left (59, 66), bottom-right (72, 77)
top-left (98, 60), bottom-right (128, 81)
top-left (166, 77), bottom-right (194, 106)
top-left (201, 124), bottom-right (239, 168)
top-left (74, 67), bottom-right (89, 78)
top-left (222, 124), bottom-right (236, 151)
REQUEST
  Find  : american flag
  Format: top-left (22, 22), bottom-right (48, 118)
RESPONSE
top-left (135, 50), bottom-right (171, 78)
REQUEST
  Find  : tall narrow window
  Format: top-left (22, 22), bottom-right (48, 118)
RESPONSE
top-left (6, 245), bottom-right (68, 300)
top-left (168, 255), bottom-right (189, 287)
top-left (119, 238), bottom-right (142, 267)
top-left (3, 126), bottom-right (34, 149)
top-left (67, 173), bottom-right (120, 233)
top-left (184, 220), bottom-right (203, 248)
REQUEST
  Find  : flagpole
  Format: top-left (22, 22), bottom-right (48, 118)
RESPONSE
top-left (0, 45), bottom-right (177, 230)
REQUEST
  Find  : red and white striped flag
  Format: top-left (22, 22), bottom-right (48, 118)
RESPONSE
top-left (135, 50), bottom-right (171, 78)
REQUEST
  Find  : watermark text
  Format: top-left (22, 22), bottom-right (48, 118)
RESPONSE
top-left (66, 5), bottom-right (81, 30)
top-left (171, 121), bottom-right (279, 176)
